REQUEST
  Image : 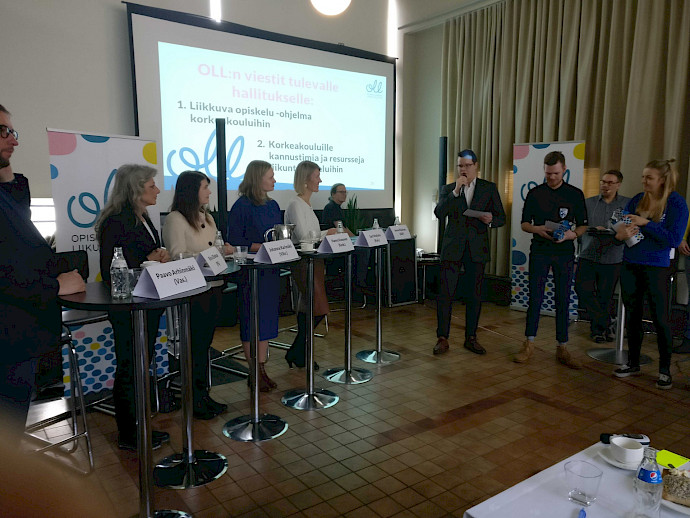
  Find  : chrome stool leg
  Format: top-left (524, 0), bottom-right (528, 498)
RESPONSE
top-left (324, 253), bottom-right (372, 384)
top-left (357, 246), bottom-right (400, 364)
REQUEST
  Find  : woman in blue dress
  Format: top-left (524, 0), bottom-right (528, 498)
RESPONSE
top-left (227, 160), bottom-right (281, 392)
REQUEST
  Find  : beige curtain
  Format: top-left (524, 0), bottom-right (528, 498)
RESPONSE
top-left (442, 0), bottom-right (690, 277)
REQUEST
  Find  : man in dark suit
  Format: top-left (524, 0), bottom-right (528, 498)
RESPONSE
top-left (0, 104), bottom-right (85, 440)
top-left (433, 149), bottom-right (506, 355)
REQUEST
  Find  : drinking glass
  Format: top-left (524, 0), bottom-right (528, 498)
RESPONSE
top-left (564, 460), bottom-right (602, 506)
top-left (234, 245), bottom-right (248, 265)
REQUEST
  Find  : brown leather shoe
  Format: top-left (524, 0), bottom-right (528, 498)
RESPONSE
top-left (513, 339), bottom-right (534, 363)
top-left (463, 336), bottom-right (486, 355)
top-left (556, 345), bottom-right (582, 369)
top-left (433, 337), bottom-right (449, 355)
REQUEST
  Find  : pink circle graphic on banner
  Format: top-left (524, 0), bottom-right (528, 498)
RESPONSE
top-left (47, 132), bottom-right (77, 155)
top-left (513, 145), bottom-right (529, 160)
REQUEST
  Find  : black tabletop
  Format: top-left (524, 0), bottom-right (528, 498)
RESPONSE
top-left (58, 282), bottom-right (212, 312)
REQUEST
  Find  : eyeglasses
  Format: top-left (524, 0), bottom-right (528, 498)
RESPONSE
top-left (600, 180), bottom-right (619, 186)
top-left (0, 125), bottom-right (18, 140)
top-left (336, 190), bottom-right (347, 194)
top-left (457, 163), bottom-right (474, 169)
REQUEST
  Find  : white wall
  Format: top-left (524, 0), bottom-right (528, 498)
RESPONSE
top-left (400, 26), bottom-right (443, 252)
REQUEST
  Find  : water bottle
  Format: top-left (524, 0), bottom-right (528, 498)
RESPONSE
top-left (632, 447), bottom-right (663, 517)
top-left (394, 216), bottom-right (401, 226)
top-left (372, 218), bottom-right (380, 229)
top-left (110, 247), bottom-right (131, 299)
top-left (214, 230), bottom-right (225, 256)
top-left (336, 221), bottom-right (344, 233)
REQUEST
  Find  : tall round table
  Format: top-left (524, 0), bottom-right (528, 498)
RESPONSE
top-left (223, 258), bottom-right (297, 441)
top-left (59, 282), bottom-right (218, 518)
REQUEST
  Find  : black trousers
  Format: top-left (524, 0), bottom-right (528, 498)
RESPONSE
top-left (0, 357), bottom-right (38, 441)
top-left (436, 244), bottom-right (485, 340)
top-left (620, 263), bottom-right (673, 374)
top-left (575, 259), bottom-right (621, 336)
top-left (110, 309), bottom-right (163, 439)
top-left (525, 252), bottom-right (574, 343)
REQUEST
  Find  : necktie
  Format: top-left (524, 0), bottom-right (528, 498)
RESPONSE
top-left (459, 185), bottom-right (467, 212)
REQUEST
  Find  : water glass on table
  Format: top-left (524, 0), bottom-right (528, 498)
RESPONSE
top-left (234, 245), bottom-right (248, 265)
top-left (564, 460), bottom-right (602, 507)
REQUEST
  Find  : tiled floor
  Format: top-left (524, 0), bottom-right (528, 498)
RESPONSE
top-left (27, 299), bottom-right (690, 517)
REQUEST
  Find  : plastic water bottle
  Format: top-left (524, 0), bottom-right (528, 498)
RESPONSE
top-left (214, 230), bottom-right (225, 256)
top-left (394, 216), bottom-right (401, 226)
top-left (372, 218), bottom-right (379, 229)
top-left (110, 246), bottom-right (130, 299)
top-left (632, 447), bottom-right (663, 517)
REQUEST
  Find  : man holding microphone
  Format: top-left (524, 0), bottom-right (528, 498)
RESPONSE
top-left (433, 149), bottom-right (505, 356)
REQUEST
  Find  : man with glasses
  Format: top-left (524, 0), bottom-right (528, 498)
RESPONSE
top-left (575, 170), bottom-right (628, 343)
top-left (433, 149), bottom-right (505, 356)
top-left (0, 106), bottom-right (30, 218)
top-left (0, 104), bottom-right (85, 440)
top-left (322, 183), bottom-right (350, 231)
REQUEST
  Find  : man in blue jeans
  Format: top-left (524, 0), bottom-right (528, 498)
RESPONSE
top-left (515, 151), bottom-right (588, 368)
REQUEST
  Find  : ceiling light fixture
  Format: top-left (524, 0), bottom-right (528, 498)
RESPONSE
top-left (210, 0), bottom-right (222, 22)
top-left (310, 0), bottom-right (352, 16)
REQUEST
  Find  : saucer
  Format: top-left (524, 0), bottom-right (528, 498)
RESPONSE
top-left (598, 448), bottom-right (639, 470)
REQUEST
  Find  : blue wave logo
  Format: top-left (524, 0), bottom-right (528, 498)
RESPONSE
top-left (366, 80), bottom-right (383, 95)
top-left (66, 168), bottom-right (117, 228)
top-left (166, 130), bottom-right (245, 185)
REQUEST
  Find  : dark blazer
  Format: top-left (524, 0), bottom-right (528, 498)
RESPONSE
top-left (435, 178), bottom-right (506, 263)
top-left (99, 203), bottom-right (161, 284)
top-left (0, 188), bottom-right (62, 363)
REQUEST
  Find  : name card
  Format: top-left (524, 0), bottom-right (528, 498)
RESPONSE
top-left (132, 258), bottom-right (207, 299)
top-left (355, 229), bottom-right (388, 248)
top-left (197, 247), bottom-right (227, 275)
top-left (318, 233), bottom-right (355, 253)
top-left (254, 239), bottom-right (299, 264)
top-left (385, 224), bottom-right (411, 240)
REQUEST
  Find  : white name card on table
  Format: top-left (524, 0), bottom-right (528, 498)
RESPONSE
top-left (197, 247), bottom-right (227, 275)
top-left (254, 239), bottom-right (299, 264)
top-left (355, 229), bottom-right (388, 247)
top-left (318, 233), bottom-right (355, 253)
top-left (132, 258), bottom-right (206, 299)
top-left (384, 224), bottom-right (411, 240)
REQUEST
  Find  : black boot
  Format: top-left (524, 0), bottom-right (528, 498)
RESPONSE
top-left (285, 313), bottom-right (321, 370)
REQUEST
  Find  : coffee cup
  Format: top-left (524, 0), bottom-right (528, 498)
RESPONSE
top-left (141, 260), bottom-right (159, 268)
top-left (300, 241), bottom-right (314, 252)
top-left (610, 436), bottom-right (644, 465)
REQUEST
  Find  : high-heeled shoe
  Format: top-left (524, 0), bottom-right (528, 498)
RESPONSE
top-left (284, 353), bottom-right (319, 371)
top-left (259, 362), bottom-right (277, 389)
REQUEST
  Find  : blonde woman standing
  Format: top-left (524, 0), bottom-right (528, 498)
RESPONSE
top-left (613, 159), bottom-right (689, 389)
top-left (284, 161), bottom-right (337, 368)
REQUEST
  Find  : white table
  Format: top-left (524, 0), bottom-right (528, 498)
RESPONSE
top-left (464, 443), bottom-right (689, 517)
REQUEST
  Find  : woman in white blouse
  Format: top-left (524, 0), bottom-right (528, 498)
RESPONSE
top-left (284, 161), bottom-right (337, 368)
top-left (163, 170), bottom-right (233, 420)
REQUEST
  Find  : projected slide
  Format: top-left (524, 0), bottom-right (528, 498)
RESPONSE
top-left (159, 42), bottom-right (387, 191)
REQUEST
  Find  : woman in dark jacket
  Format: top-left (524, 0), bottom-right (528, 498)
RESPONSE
top-left (96, 164), bottom-right (170, 451)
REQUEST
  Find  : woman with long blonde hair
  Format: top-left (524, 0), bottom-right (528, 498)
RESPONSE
top-left (613, 159), bottom-right (688, 390)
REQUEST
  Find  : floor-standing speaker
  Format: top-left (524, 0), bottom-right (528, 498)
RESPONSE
top-left (385, 237), bottom-right (418, 307)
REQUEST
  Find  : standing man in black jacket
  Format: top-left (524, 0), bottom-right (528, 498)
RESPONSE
top-left (433, 149), bottom-right (506, 355)
top-left (0, 104), bottom-right (84, 440)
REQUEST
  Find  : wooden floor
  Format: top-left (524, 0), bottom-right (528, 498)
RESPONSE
top-left (26, 299), bottom-right (690, 517)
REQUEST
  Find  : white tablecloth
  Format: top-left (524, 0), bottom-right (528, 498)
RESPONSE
top-left (464, 443), bottom-right (689, 517)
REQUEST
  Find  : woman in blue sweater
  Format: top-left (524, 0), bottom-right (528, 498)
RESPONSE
top-left (613, 159), bottom-right (688, 389)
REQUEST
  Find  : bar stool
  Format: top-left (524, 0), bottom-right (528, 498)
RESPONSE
top-left (25, 322), bottom-right (96, 474)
